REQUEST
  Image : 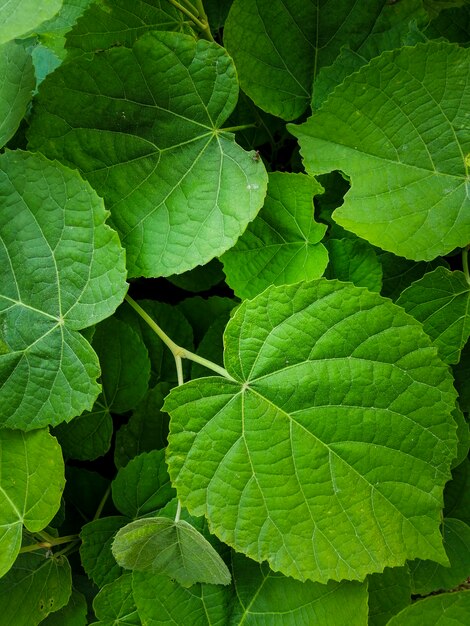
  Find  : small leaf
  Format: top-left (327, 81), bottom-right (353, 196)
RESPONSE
top-left (0, 150), bottom-right (127, 429)
top-left (409, 518), bottom-right (470, 595)
top-left (0, 429), bottom-right (64, 578)
top-left (132, 571), bottom-right (232, 625)
top-left (166, 279), bottom-right (458, 583)
top-left (92, 574), bottom-right (140, 626)
top-left (112, 450), bottom-right (175, 519)
top-left (112, 518), bottom-right (231, 587)
top-left (28, 31), bottom-right (268, 278)
top-left (0, 42), bottom-right (35, 148)
top-left (367, 566), bottom-right (411, 626)
top-left (80, 516), bottom-right (129, 587)
top-left (222, 172), bottom-right (328, 299)
top-left (0, 553), bottom-right (71, 625)
top-left (0, 0), bottom-right (62, 44)
top-left (290, 42), bottom-right (470, 261)
top-left (379, 252), bottom-right (448, 301)
top-left (397, 267), bottom-right (470, 364)
top-left (230, 552), bottom-right (368, 625)
top-left (387, 590), bottom-right (470, 625)
top-left (53, 405), bottom-right (113, 461)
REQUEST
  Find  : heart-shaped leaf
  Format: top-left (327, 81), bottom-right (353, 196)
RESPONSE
top-left (0, 150), bottom-right (127, 429)
top-left (290, 42), bottom-right (470, 261)
top-left (165, 279), bottom-right (457, 583)
top-left (28, 31), bottom-right (268, 278)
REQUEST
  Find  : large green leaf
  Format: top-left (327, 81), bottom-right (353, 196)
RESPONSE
top-left (223, 0), bottom-right (385, 120)
top-left (112, 518), bottom-right (231, 587)
top-left (112, 450), bottom-right (175, 519)
top-left (66, 0), bottom-right (187, 53)
top-left (0, 0), bottom-right (62, 44)
top-left (41, 590), bottom-right (88, 626)
top-left (222, 172), bottom-right (328, 299)
top-left (0, 42), bottom-right (35, 148)
top-left (290, 42), bottom-right (470, 261)
top-left (165, 279), bottom-right (457, 583)
top-left (387, 590), bottom-right (470, 625)
top-left (27, 31), bottom-right (268, 278)
top-left (397, 267), bottom-right (470, 365)
top-left (132, 571), bottom-right (232, 625)
top-left (0, 150), bottom-right (127, 429)
top-left (230, 552), bottom-right (368, 625)
top-left (0, 553), bottom-right (71, 625)
top-left (0, 429), bottom-right (64, 578)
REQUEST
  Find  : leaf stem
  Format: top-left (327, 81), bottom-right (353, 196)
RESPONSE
top-left (125, 295), bottom-right (236, 381)
top-left (463, 245), bottom-right (470, 285)
top-left (220, 124), bottom-right (257, 133)
top-left (175, 499), bottom-right (182, 523)
top-left (166, 0), bottom-right (214, 41)
top-left (19, 534), bottom-right (79, 554)
top-left (93, 484), bottom-right (112, 521)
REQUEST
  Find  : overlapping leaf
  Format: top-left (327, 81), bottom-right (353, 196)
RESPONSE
top-left (112, 518), bottom-right (231, 587)
top-left (387, 590), bottom-right (470, 625)
top-left (222, 172), bottom-right (328, 299)
top-left (367, 566), bottom-right (411, 626)
top-left (230, 552), bottom-right (368, 625)
top-left (91, 574), bottom-right (140, 626)
top-left (80, 516), bottom-right (128, 587)
top-left (224, 0), bottom-right (386, 120)
top-left (0, 428), bottom-right (64, 578)
top-left (0, 42), bottom-right (35, 148)
top-left (165, 279), bottom-right (457, 583)
top-left (0, 150), bottom-right (127, 429)
top-left (397, 267), bottom-right (470, 364)
top-left (290, 42), bottom-right (470, 261)
top-left (28, 31), bottom-right (268, 277)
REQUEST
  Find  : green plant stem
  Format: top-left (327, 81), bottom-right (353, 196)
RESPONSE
top-left (125, 295), bottom-right (236, 381)
top-left (19, 534), bottom-right (79, 554)
top-left (167, 0), bottom-right (214, 41)
top-left (463, 245), bottom-right (470, 285)
top-left (93, 484), bottom-right (112, 520)
top-left (175, 499), bottom-right (182, 523)
top-left (221, 124), bottom-right (257, 133)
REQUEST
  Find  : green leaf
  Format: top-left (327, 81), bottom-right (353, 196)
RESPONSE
top-left (0, 150), bottom-right (127, 429)
top-left (116, 301), bottom-right (192, 385)
top-left (325, 238), bottom-right (382, 292)
top-left (0, 0), bottom-right (62, 44)
top-left (367, 566), bottom-right (411, 626)
top-left (132, 571), bottom-right (232, 625)
top-left (112, 450), bottom-right (175, 519)
top-left (230, 552), bottom-right (368, 625)
top-left (397, 267), bottom-right (470, 365)
top-left (453, 340), bottom-right (470, 412)
top-left (80, 516), bottom-right (129, 588)
top-left (168, 259), bottom-right (225, 293)
top-left (66, 0), bottom-right (188, 53)
top-left (114, 383), bottom-right (171, 469)
top-left (387, 590), bottom-right (470, 625)
top-left (92, 574), bottom-right (140, 626)
top-left (191, 314), bottom-right (231, 380)
top-left (0, 42), bottom-right (34, 148)
top-left (222, 172), bottom-right (328, 299)
top-left (409, 518), bottom-right (470, 594)
top-left (425, 4), bottom-right (470, 44)
top-left (0, 553), bottom-right (71, 625)
top-left (40, 589), bottom-right (88, 626)
top-left (379, 252), bottom-right (448, 301)
top-left (312, 0), bottom-right (428, 109)
top-left (0, 429), bottom-right (64, 578)
top-left (112, 518), bottom-right (231, 587)
top-left (451, 405), bottom-right (469, 469)
top-left (178, 296), bottom-right (237, 345)
top-left (223, 0), bottom-right (386, 121)
top-left (53, 405), bottom-right (113, 461)
top-left (165, 279), bottom-right (457, 583)
top-left (27, 31), bottom-right (268, 278)
top-left (290, 42), bottom-right (470, 261)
